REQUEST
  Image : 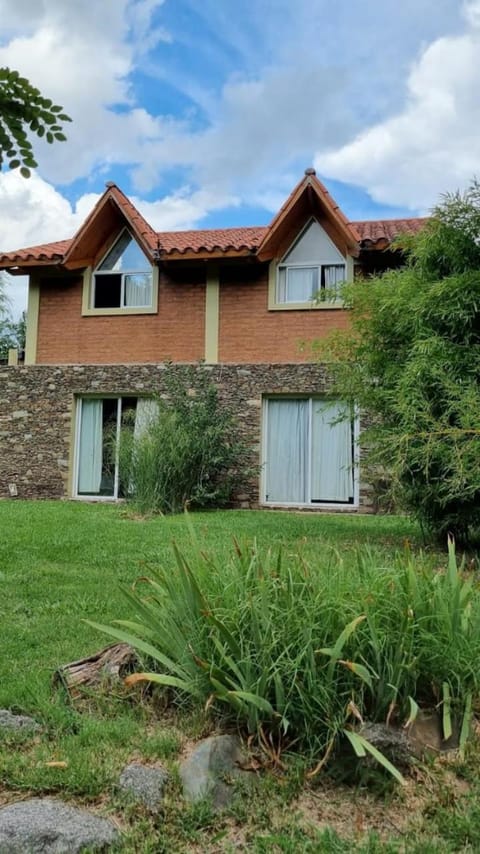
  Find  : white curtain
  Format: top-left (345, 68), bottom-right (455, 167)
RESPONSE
top-left (324, 265), bottom-right (346, 301)
top-left (286, 267), bottom-right (317, 302)
top-left (134, 398), bottom-right (159, 439)
top-left (125, 273), bottom-right (152, 307)
top-left (265, 400), bottom-right (308, 502)
top-left (78, 399), bottom-right (103, 494)
top-left (311, 400), bottom-right (353, 502)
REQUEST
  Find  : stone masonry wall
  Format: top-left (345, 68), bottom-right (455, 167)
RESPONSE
top-left (0, 363), bottom-right (373, 509)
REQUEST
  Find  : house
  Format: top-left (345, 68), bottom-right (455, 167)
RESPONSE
top-left (0, 169), bottom-right (424, 509)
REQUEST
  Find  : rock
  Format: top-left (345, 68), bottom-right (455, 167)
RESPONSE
top-left (0, 709), bottom-right (40, 732)
top-left (118, 762), bottom-right (169, 811)
top-left (0, 798), bottom-right (119, 853)
top-left (359, 723), bottom-right (412, 768)
top-left (179, 734), bottom-right (248, 809)
top-left (408, 710), bottom-right (460, 755)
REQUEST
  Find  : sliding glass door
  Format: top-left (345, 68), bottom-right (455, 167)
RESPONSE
top-left (75, 396), bottom-right (155, 499)
top-left (264, 398), bottom-right (355, 505)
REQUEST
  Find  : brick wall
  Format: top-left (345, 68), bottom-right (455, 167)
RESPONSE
top-left (219, 273), bottom-right (350, 363)
top-left (0, 363), bottom-right (373, 510)
top-left (34, 265), bottom-right (350, 365)
top-left (36, 273), bottom-right (206, 364)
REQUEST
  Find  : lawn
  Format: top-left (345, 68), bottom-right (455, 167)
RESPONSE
top-left (1, 501), bottom-right (479, 852)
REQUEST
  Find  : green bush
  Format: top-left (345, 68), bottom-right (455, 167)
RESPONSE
top-left (118, 366), bottom-right (251, 514)
top-left (317, 181), bottom-right (480, 543)
top-left (89, 536), bottom-right (480, 780)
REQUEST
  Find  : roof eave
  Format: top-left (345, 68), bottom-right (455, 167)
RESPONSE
top-left (256, 172), bottom-right (361, 261)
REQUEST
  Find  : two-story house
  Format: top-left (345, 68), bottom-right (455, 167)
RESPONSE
top-left (0, 169), bottom-right (423, 510)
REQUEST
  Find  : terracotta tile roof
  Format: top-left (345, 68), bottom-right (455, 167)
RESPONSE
top-left (156, 226), bottom-right (268, 255)
top-left (0, 239), bottom-right (72, 266)
top-left (63, 183), bottom-right (158, 265)
top-left (257, 171), bottom-right (362, 260)
top-left (0, 178), bottom-right (427, 269)
top-left (353, 217), bottom-right (428, 244)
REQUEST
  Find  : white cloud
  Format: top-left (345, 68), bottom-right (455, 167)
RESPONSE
top-left (0, 0), bottom-right (172, 184)
top-left (0, 0), bottom-right (466, 207)
top-left (0, 171), bottom-right (235, 316)
top-left (315, 0), bottom-right (480, 211)
top-left (0, 0), bottom-right (476, 316)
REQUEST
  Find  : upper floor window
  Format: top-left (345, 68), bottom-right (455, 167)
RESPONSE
top-left (272, 219), bottom-right (347, 309)
top-left (277, 263), bottom-right (346, 304)
top-left (93, 230), bottom-right (153, 310)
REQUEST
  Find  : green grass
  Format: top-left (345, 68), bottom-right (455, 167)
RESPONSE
top-left (1, 501), bottom-right (480, 852)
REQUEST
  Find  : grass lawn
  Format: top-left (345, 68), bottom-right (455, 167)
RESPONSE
top-left (1, 501), bottom-right (479, 852)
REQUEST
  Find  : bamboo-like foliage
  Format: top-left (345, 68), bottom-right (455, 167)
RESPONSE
top-left (315, 181), bottom-right (480, 542)
top-left (88, 534), bottom-right (480, 780)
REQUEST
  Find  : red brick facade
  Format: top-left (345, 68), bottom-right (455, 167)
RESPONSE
top-left (36, 273), bottom-right (206, 365)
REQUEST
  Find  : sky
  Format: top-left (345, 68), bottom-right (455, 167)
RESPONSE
top-left (0, 0), bottom-right (479, 316)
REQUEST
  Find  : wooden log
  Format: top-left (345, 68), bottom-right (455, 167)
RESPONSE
top-left (53, 643), bottom-right (138, 697)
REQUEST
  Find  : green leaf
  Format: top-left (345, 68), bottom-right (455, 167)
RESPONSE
top-left (227, 690), bottom-right (275, 715)
top-left (84, 619), bottom-right (192, 684)
top-left (404, 696), bottom-right (420, 728)
top-left (459, 692), bottom-right (473, 756)
top-left (344, 730), bottom-right (405, 784)
top-left (338, 660), bottom-right (374, 691)
top-left (442, 682), bottom-right (452, 741)
top-left (125, 671), bottom-right (195, 693)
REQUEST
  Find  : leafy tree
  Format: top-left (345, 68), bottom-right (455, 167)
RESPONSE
top-left (318, 181), bottom-right (480, 542)
top-left (0, 67), bottom-right (71, 177)
top-left (0, 312), bottom-right (25, 360)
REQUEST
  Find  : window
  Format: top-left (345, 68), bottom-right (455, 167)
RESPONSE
top-left (277, 263), bottom-right (346, 303)
top-left (74, 396), bottom-right (158, 499)
top-left (92, 230), bottom-right (153, 310)
top-left (272, 219), bottom-right (347, 308)
top-left (263, 398), bottom-right (356, 505)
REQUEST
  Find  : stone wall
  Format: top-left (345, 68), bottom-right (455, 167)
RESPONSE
top-left (0, 363), bottom-right (373, 509)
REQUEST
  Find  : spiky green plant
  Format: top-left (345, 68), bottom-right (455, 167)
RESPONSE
top-left (88, 533), bottom-right (480, 781)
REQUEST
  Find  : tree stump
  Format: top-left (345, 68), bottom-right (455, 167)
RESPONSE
top-left (53, 643), bottom-right (138, 698)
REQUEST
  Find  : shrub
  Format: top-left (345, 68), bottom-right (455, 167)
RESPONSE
top-left (89, 534), bottom-right (480, 780)
top-left (118, 365), bottom-right (252, 514)
top-left (316, 181), bottom-right (480, 543)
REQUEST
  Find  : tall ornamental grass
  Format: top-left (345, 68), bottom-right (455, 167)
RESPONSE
top-left (118, 366), bottom-right (251, 515)
top-left (90, 536), bottom-right (480, 778)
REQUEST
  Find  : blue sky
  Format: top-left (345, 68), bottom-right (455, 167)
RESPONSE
top-left (0, 0), bottom-right (480, 314)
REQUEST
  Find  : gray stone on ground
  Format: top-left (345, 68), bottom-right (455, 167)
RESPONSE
top-left (179, 734), bottom-right (249, 809)
top-left (0, 709), bottom-right (40, 732)
top-left (360, 723), bottom-right (412, 768)
top-left (118, 762), bottom-right (169, 811)
top-left (0, 798), bottom-right (119, 853)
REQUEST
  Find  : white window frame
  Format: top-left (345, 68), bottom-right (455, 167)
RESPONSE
top-left (268, 218), bottom-right (353, 311)
top-left (81, 229), bottom-right (158, 317)
top-left (277, 262), bottom-right (346, 305)
top-left (72, 395), bottom-right (126, 501)
top-left (260, 396), bottom-right (360, 509)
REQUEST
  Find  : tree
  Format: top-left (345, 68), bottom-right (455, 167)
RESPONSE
top-left (319, 181), bottom-right (480, 543)
top-left (0, 312), bottom-right (25, 360)
top-left (0, 67), bottom-right (71, 177)
top-left (0, 273), bottom-right (25, 360)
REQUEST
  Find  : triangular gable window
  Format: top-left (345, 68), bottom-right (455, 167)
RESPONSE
top-left (94, 230), bottom-right (152, 309)
top-left (276, 219), bottom-right (346, 305)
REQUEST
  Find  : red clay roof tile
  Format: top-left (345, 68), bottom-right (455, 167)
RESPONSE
top-left (352, 217), bottom-right (428, 243)
top-left (0, 239), bottom-right (72, 265)
top-left (0, 181), bottom-right (427, 268)
top-left (156, 226), bottom-right (268, 255)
